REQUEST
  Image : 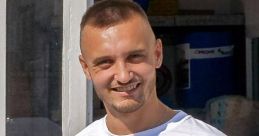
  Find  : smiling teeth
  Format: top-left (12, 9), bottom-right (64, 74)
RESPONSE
top-left (116, 83), bottom-right (138, 92)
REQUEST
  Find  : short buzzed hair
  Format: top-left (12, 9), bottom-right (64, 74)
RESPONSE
top-left (80, 0), bottom-right (148, 30)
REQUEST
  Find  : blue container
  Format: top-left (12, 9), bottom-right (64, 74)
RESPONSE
top-left (175, 32), bottom-right (235, 108)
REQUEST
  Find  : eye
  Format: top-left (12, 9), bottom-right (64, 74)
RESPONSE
top-left (95, 59), bottom-right (113, 69)
top-left (128, 54), bottom-right (145, 63)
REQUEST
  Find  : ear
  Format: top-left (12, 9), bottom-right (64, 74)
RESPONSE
top-left (79, 55), bottom-right (92, 80)
top-left (155, 39), bottom-right (163, 68)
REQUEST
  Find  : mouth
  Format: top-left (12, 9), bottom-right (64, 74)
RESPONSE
top-left (112, 82), bottom-right (141, 93)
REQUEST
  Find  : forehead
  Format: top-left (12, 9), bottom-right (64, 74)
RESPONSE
top-left (81, 15), bottom-right (148, 39)
top-left (80, 16), bottom-right (153, 56)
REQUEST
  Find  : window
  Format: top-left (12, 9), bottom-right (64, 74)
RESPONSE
top-left (6, 0), bottom-right (63, 135)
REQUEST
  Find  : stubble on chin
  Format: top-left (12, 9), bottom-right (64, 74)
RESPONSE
top-left (111, 98), bottom-right (145, 113)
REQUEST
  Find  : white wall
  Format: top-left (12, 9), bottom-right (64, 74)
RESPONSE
top-left (178, 0), bottom-right (259, 37)
top-left (242, 0), bottom-right (259, 100)
top-left (242, 0), bottom-right (259, 38)
top-left (0, 0), bottom-right (6, 135)
top-left (62, 0), bottom-right (89, 136)
top-left (178, 0), bottom-right (243, 14)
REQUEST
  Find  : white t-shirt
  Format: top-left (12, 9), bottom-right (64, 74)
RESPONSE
top-left (76, 111), bottom-right (226, 136)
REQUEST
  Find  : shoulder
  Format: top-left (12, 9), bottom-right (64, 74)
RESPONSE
top-left (162, 111), bottom-right (226, 136)
top-left (179, 116), bottom-right (226, 135)
top-left (75, 117), bottom-right (106, 136)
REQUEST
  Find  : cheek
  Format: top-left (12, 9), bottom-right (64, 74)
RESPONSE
top-left (133, 63), bottom-right (156, 81)
top-left (91, 72), bottom-right (110, 101)
top-left (90, 69), bottom-right (114, 91)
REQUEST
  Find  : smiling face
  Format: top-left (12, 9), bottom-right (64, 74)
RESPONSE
top-left (79, 15), bottom-right (163, 114)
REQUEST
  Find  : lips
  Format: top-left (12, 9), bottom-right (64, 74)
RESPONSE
top-left (112, 82), bottom-right (140, 92)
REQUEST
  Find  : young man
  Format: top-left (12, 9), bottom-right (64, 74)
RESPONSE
top-left (77, 0), bottom-right (226, 135)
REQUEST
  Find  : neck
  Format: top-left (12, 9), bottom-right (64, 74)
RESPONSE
top-left (105, 95), bottom-right (176, 135)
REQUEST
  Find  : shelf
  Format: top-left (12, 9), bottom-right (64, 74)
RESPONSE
top-left (149, 15), bottom-right (245, 27)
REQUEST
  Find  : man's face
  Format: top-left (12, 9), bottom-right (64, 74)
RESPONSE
top-left (80, 16), bottom-right (163, 114)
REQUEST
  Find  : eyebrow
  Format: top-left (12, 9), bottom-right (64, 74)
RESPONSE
top-left (92, 56), bottom-right (112, 65)
top-left (127, 49), bottom-right (146, 55)
top-left (92, 49), bottom-right (146, 64)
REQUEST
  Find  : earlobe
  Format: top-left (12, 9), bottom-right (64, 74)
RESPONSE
top-left (79, 55), bottom-right (92, 80)
top-left (155, 39), bottom-right (163, 68)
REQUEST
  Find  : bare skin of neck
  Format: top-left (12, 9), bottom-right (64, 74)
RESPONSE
top-left (105, 93), bottom-right (176, 135)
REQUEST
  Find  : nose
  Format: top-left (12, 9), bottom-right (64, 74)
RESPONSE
top-left (114, 61), bottom-right (133, 84)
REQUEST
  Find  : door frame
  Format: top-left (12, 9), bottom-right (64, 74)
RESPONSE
top-left (0, 0), bottom-right (6, 135)
top-left (62, 0), bottom-right (93, 135)
top-left (0, 0), bottom-right (94, 135)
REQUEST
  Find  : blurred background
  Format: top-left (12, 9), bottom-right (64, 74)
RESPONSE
top-left (1, 0), bottom-right (259, 136)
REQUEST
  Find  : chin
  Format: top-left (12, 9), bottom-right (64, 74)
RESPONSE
top-left (112, 99), bottom-right (144, 113)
